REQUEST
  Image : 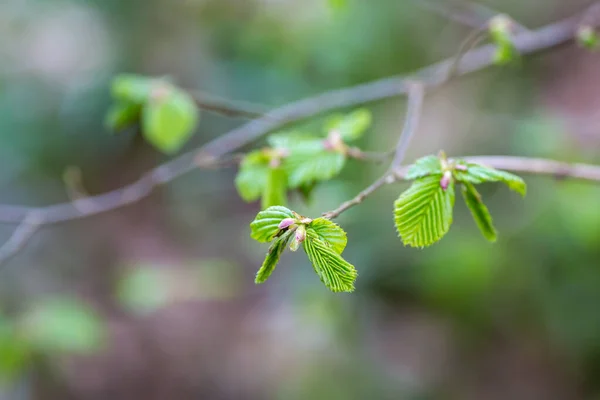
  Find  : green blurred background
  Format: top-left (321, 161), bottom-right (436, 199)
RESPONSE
top-left (0, 0), bottom-right (599, 399)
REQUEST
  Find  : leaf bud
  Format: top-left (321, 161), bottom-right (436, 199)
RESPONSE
top-left (289, 224), bottom-right (307, 252)
top-left (577, 25), bottom-right (599, 50)
top-left (440, 170), bottom-right (453, 191)
top-left (323, 129), bottom-right (345, 152)
top-left (278, 218), bottom-right (296, 229)
top-left (295, 224), bottom-right (307, 243)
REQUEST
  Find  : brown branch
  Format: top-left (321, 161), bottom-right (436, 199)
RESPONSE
top-left (414, 0), bottom-right (530, 33)
top-left (324, 155), bottom-right (600, 221)
top-left (322, 175), bottom-right (393, 220)
top-left (0, 213), bottom-right (42, 265)
top-left (395, 156), bottom-right (600, 182)
top-left (346, 148), bottom-right (395, 164)
top-left (391, 83), bottom-right (425, 170)
top-left (189, 90), bottom-right (271, 120)
top-left (0, 2), bottom-right (595, 261)
top-left (324, 84), bottom-right (425, 220)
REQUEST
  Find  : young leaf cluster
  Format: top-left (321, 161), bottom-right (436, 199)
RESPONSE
top-left (394, 154), bottom-right (526, 247)
top-left (235, 109), bottom-right (372, 209)
top-left (489, 15), bottom-right (518, 65)
top-left (250, 206), bottom-right (357, 292)
top-left (577, 25), bottom-right (600, 51)
top-left (105, 74), bottom-right (199, 154)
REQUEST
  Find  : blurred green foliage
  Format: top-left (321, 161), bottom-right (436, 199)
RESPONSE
top-left (0, 297), bottom-right (105, 386)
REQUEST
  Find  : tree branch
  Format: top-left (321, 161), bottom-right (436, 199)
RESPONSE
top-left (413, 0), bottom-right (531, 32)
top-left (396, 156), bottom-right (600, 182)
top-left (0, 3), bottom-right (598, 262)
top-left (324, 83), bottom-right (425, 220)
top-left (189, 90), bottom-right (270, 120)
top-left (0, 6), bottom-right (592, 226)
top-left (0, 213), bottom-right (42, 265)
top-left (391, 83), bottom-right (425, 170)
top-left (322, 175), bottom-right (393, 221)
top-left (323, 155), bottom-right (600, 221)
top-left (324, 84), bottom-right (426, 220)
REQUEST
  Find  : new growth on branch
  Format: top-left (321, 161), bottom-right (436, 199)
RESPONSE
top-left (1, 2), bottom-right (600, 292)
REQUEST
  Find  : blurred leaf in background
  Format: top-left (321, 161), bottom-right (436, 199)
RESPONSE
top-left (117, 259), bottom-right (242, 316)
top-left (0, 317), bottom-right (30, 385)
top-left (20, 297), bottom-right (106, 355)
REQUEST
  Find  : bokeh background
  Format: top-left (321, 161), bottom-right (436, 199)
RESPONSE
top-left (0, 0), bottom-right (599, 399)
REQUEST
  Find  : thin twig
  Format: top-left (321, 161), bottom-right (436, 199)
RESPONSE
top-left (189, 90), bottom-right (272, 120)
top-left (0, 4), bottom-right (595, 229)
top-left (322, 175), bottom-right (392, 220)
top-left (391, 83), bottom-right (425, 170)
top-left (324, 155), bottom-right (600, 221)
top-left (394, 156), bottom-right (600, 182)
top-left (347, 148), bottom-right (395, 164)
top-left (324, 84), bottom-right (425, 219)
top-left (0, 213), bottom-right (42, 264)
top-left (414, 0), bottom-right (530, 33)
top-left (446, 24), bottom-right (489, 81)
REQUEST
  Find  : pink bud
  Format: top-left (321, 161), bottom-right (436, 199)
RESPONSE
top-left (278, 218), bottom-right (295, 229)
top-left (440, 171), bottom-right (452, 191)
top-left (455, 164), bottom-right (468, 171)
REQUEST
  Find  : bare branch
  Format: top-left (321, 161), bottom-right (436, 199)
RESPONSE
top-left (414, 0), bottom-right (530, 33)
top-left (322, 175), bottom-right (392, 220)
top-left (394, 156), bottom-right (600, 182)
top-left (189, 90), bottom-right (271, 120)
top-left (346, 148), bottom-right (395, 164)
top-left (0, 4), bottom-right (596, 229)
top-left (0, 213), bottom-right (42, 264)
top-left (446, 24), bottom-right (489, 81)
top-left (324, 154), bottom-right (600, 221)
top-left (391, 83), bottom-right (425, 170)
top-left (324, 83), bottom-right (425, 219)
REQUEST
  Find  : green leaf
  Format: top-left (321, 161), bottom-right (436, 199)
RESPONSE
top-left (461, 182), bottom-right (497, 242)
top-left (394, 175), bottom-right (455, 247)
top-left (255, 230), bottom-right (294, 284)
top-left (303, 228), bottom-right (357, 292)
top-left (324, 109), bottom-right (372, 142)
top-left (455, 162), bottom-right (526, 196)
top-left (21, 298), bottom-right (106, 354)
top-left (142, 87), bottom-right (199, 154)
top-left (285, 150), bottom-right (346, 188)
top-left (308, 218), bottom-right (347, 254)
top-left (262, 167), bottom-right (288, 209)
top-left (235, 150), bottom-right (270, 202)
top-left (111, 74), bottom-right (156, 103)
top-left (104, 101), bottom-right (142, 132)
top-left (406, 155), bottom-right (443, 180)
top-left (250, 206), bottom-right (296, 243)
